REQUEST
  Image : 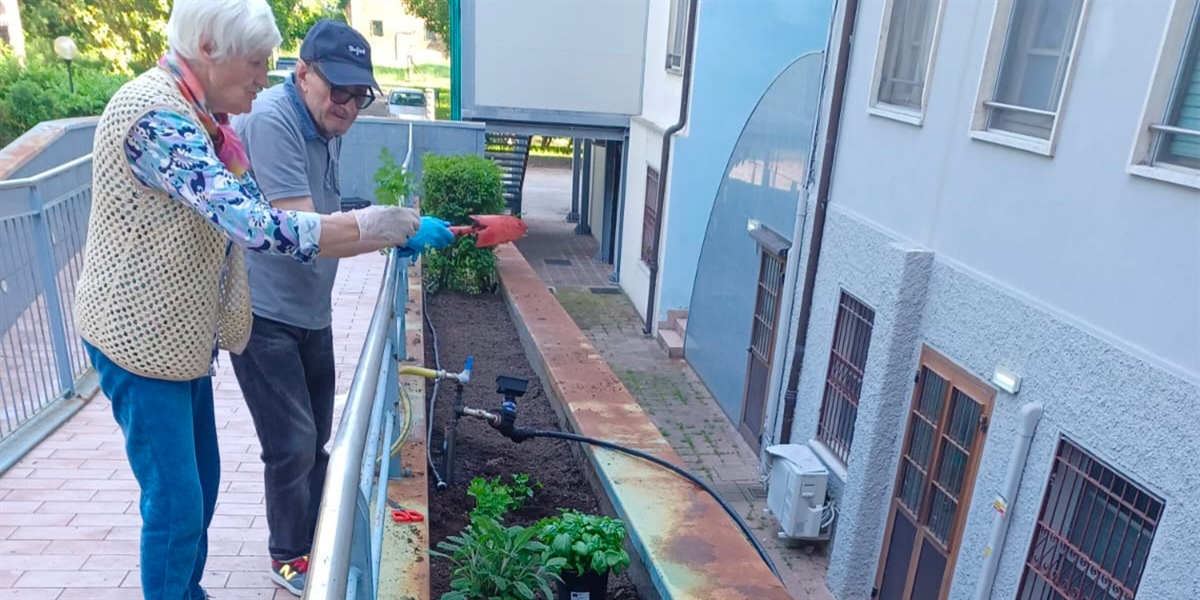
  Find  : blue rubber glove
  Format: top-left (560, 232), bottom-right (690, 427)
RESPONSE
top-left (398, 216), bottom-right (455, 257)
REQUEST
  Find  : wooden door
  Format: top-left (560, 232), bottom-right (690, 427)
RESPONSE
top-left (874, 347), bottom-right (994, 600)
top-left (739, 249), bottom-right (786, 451)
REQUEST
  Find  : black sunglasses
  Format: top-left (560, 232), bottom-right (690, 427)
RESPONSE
top-left (310, 64), bottom-right (375, 110)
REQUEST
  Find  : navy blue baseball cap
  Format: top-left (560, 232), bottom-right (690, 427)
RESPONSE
top-left (299, 19), bottom-right (380, 91)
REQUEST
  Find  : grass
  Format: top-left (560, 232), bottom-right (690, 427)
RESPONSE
top-left (374, 62), bottom-right (450, 90)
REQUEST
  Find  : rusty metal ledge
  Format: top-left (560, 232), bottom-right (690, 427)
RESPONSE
top-left (379, 258), bottom-right (432, 600)
top-left (495, 243), bottom-right (791, 600)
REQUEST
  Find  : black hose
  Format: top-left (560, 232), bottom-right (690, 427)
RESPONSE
top-left (512, 428), bottom-right (783, 584)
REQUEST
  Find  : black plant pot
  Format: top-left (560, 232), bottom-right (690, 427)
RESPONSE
top-left (555, 569), bottom-right (609, 600)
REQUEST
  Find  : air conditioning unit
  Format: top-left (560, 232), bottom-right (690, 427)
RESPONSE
top-left (764, 444), bottom-right (829, 540)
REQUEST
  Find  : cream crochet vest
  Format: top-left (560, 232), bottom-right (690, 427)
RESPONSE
top-left (75, 68), bottom-right (252, 381)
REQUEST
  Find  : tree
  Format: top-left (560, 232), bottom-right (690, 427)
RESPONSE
top-left (18, 0), bottom-right (167, 73)
top-left (269, 0), bottom-right (348, 53)
top-left (401, 0), bottom-right (448, 44)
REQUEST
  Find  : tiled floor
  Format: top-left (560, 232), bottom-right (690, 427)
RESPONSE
top-left (514, 167), bottom-right (833, 599)
top-left (0, 252), bottom-right (387, 600)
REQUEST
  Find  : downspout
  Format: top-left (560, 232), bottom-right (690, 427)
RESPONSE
top-left (643, 0), bottom-right (699, 335)
top-left (611, 130), bottom-right (631, 284)
top-left (779, 0), bottom-right (859, 443)
top-left (975, 403), bottom-right (1044, 600)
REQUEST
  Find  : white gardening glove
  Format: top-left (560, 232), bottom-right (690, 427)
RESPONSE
top-left (351, 205), bottom-right (421, 246)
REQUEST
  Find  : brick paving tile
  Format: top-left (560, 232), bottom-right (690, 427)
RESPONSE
top-left (0, 252), bottom-right (386, 599)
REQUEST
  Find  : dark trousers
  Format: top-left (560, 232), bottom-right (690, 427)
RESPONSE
top-left (229, 316), bottom-right (335, 562)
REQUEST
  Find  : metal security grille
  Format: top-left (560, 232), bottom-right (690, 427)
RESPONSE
top-left (816, 292), bottom-right (875, 463)
top-left (738, 249), bottom-right (786, 450)
top-left (641, 167), bottom-right (661, 265)
top-left (1018, 440), bottom-right (1164, 600)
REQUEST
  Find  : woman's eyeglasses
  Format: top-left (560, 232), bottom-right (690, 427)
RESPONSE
top-left (311, 64), bottom-right (375, 110)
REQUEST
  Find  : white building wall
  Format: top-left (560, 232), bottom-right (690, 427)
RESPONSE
top-left (617, 0), bottom-right (685, 320)
top-left (830, 0), bottom-right (1199, 379)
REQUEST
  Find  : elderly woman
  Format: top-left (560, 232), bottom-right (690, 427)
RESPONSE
top-left (72, 1), bottom-right (434, 598)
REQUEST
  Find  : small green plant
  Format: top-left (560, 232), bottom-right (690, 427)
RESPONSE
top-left (419, 152), bottom-right (506, 294)
top-left (373, 147), bottom-right (414, 207)
top-left (536, 510), bottom-right (631, 577)
top-left (467, 473), bottom-right (540, 523)
top-left (432, 515), bottom-right (566, 600)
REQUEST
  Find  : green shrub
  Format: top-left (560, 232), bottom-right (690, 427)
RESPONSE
top-left (0, 50), bottom-right (130, 148)
top-left (419, 152), bottom-right (506, 294)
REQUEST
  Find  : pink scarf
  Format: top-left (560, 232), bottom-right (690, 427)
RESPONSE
top-left (157, 52), bottom-right (251, 177)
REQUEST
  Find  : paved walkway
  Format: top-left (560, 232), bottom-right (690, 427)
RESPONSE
top-left (0, 252), bottom-right (386, 600)
top-left (514, 167), bottom-right (832, 599)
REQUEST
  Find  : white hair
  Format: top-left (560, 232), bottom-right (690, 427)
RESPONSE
top-left (166, 0), bottom-right (282, 61)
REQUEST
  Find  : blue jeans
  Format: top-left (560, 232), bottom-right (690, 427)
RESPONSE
top-left (85, 342), bottom-right (217, 600)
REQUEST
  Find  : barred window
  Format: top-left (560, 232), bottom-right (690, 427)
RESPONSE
top-left (815, 292), bottom-right (874, 463)
top-left (1018, 439), bottom-right (1164, 600)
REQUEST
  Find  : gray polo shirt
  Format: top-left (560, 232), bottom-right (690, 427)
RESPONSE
top-left (233, 77), bottom-right (342, 330)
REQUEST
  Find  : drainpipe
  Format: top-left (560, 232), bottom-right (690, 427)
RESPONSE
top-left (643, 0), bottom-right (699, 335)
top-left (975, 403), bottom-right (1044, 600)
top-left (611, 130), bottom-right (631, 284)
top-left (779, 0), bottom-right (859, 443)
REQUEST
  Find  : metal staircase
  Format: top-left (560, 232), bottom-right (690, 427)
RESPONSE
top-left (485, 132), bottom-right (532, 214)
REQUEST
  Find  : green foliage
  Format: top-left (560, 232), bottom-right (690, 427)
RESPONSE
top-left (19, 0), bottom-right (170, 74)
top-left (373, 147), bottom-right (414, 207)
top-left (434, 88), bottom-right (451, 120)
top-left (466, 474), bottom-right (540, 523)
top-left (400, 0), bottom-right (449, 44)
top-left (269, 0), bottom-right (348, 52)
top-left (19, 0), bottom-right (345, 73)
top-left (537, 510), bottom-right (631, 577)
top-left (419, 153), bottom-right (506, 295)
top-left (0, 52), bottom-right (131, 147)
top-left (431, 515), bottom-right (565, 600)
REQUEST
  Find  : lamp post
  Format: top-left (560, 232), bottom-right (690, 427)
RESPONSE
top-left (53, 36), bottom-right (79, 94)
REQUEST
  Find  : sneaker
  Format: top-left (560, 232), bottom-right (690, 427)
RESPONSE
top-left (270, 555), bottom-right (309, 596)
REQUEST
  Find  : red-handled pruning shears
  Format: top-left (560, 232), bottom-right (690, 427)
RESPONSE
top-left (387, 498), bottom-right (424, 523)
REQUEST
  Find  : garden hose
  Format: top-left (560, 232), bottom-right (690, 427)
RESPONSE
top-left (494, 425), bottom-right (784, 584)
top-left (422, 283), bottom-right (450, 491)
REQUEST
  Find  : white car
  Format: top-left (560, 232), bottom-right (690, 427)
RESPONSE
top-left (387, 88), bottom-right (428, 120)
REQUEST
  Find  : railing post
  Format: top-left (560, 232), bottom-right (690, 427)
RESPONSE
top-left (28, 187), bottom-right (75, 397)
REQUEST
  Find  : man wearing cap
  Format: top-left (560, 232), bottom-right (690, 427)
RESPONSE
top-left (230, 19), bottom-right (452, 596)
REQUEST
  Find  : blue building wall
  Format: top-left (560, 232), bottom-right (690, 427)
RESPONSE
top-left (663, 0), bottom-right (834, 422)
top-left (657, 0), bottom-right (834, 321)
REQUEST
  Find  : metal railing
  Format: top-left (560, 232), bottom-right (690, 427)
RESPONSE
top-left (306, 248), bottom-right (411, 600)
top-left (0, 154), bottom-right (94, 443)
top-left (307, 121), bottom-right (417, 599)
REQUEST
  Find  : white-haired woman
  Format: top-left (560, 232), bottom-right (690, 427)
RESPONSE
top-left (72, 1), bottom-right (424, 598)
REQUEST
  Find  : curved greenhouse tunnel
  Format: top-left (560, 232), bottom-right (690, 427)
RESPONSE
top-left (684, 52), bottom-right (826, 436)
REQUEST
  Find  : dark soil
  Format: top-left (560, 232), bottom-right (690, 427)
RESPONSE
top-left (424, 291), bottom-right (642, 600)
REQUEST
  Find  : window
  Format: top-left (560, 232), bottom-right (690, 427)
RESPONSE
top-left (666, 0), bottom-right (689, 74)
top-left (370, 20), bottom-right (383, 37)
top-left (971, 0), bottom-right (1089, 155)
top-left (870, 0), bottom-right (945, 124)
top-left (641, 167), bottom-right (661, 265)
top-left (1018, 439), bottom-right (1163, 600)
top-left (814, 292), bottom-right (874, 464)
top-left (1129, 1), bottom-right (1200, 189)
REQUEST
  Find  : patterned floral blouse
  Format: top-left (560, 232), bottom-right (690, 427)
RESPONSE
top-left (123, 109), bottom-right (322, 262)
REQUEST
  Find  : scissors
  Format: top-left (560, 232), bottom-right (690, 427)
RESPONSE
top-left (387, 498), bottom-right (424, 523)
